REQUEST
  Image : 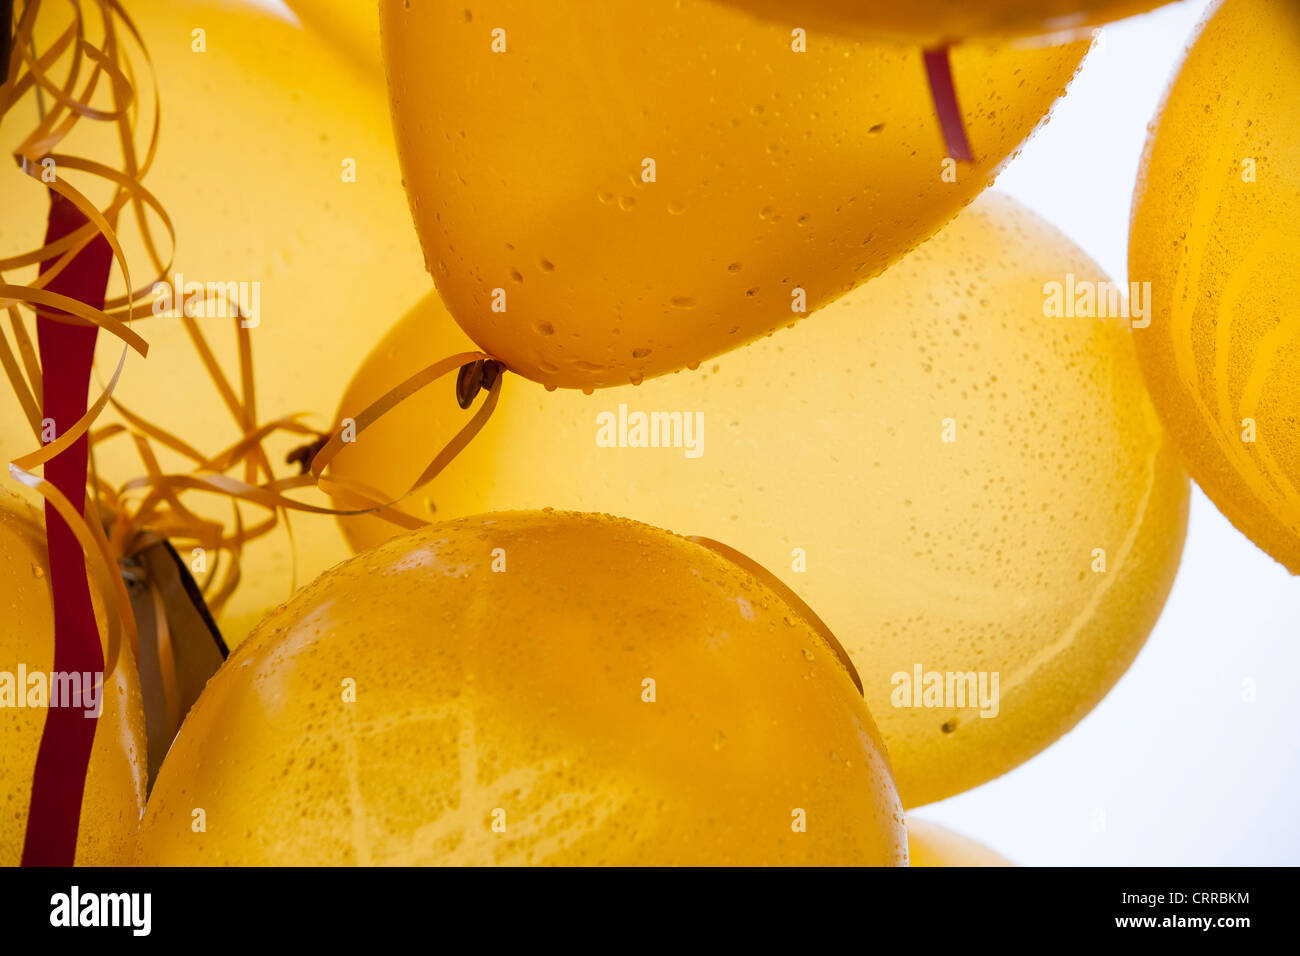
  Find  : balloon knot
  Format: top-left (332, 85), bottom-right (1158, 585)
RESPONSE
top-left (287, 434), bottom-right (330, 475)
top-left (456, 358), bottom-right (503, 409)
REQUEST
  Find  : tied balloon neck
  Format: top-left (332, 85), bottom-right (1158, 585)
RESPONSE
top-left (457, 358), bottom-right (503, 410)
top-left (119, 539), bottom-right (229, 792)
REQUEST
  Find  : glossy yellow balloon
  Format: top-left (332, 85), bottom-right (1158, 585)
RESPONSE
top-left (136, 511), bottom-right (906, 865)
top-left (380, 0), bottom-right (1089, 390)
top-left (720, 0), bottom-right (1174, 43)
top-left (0, 488), bottom-right (147, 865)
top-left (906, 815), bottom-right (1013, 866)
top-left (0, 0), bottom-right (431, 644)
top-left (332, 193), bottom-right (1189, 807)
top-left (1129, 0), bottom-right (1300, 573)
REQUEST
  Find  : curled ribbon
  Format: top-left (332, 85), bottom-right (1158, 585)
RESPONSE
top-left (2, 3), bottom-right (512, 863)
top-left (3, 0), bottom-right (163, 689)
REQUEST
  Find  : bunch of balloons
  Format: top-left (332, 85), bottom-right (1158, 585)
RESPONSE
top-left (3, 0), bottom-right (1289, 866)
top-left (328, 193), bottom-right (1189, 808)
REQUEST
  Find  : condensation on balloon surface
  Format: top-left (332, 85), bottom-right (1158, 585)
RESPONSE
top-left (136, 512), bottom-right (906, 865)
top-left (1130, 0), bottom-right (1300, 573)
top-left (0, 489), bottom-right (147, 865)
top-left (331, 193), bottom-right (1189, 807)
top-left (380, 0), bottom-right (1090, 389)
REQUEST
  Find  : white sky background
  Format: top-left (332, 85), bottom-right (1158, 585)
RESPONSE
top-left (257, 0), bottom-right (1298, 865)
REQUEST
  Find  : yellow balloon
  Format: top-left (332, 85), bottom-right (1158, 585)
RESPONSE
top-left (0, 488), bottom-right (147, 865)
top-left (720, 0), bottom-right (1174, 42)
top-left (137, 511), bottom-right (906, 865)
top-left (0, 0), bottom-right (431, 644)
top-left (1129, 0), bottom-right (1300, 573)
top-left (331, 193), bottom-right (1189, 807)
top-left (284, 0), bottom-right (382, 76)
top-left (906, 815), bottom-right (1013, 866)
top-left (380, 0), bottom-right (1089, 390)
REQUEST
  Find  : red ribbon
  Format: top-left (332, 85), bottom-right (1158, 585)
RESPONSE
top-left (21, 191), bottom-right (113, 867)
top-left (923, 46), bottom-right (975, 164)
